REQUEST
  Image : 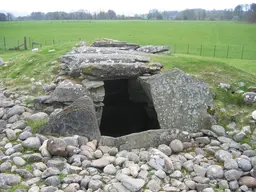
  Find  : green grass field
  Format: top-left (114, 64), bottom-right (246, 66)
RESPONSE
top-left (1, 20), bottom-right (256, 59)
top-left (0, 20), bottom-right (256, 146)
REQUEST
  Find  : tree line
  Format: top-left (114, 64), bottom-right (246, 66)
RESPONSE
top-left (0, 3), bottom-right (255, 23)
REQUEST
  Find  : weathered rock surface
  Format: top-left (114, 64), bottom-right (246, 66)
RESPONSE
top-left (60, 53), bottom-right (151, 78)
top-left (0, 173), bottom-right (21, 188)
top-left (80, 62), bottom-right (162, 80)
top-left (137, 45), bottom-right (170, 53)
top-left (40, 96), bottom-right (100, 140)
top-left (243, 92), bottom-right (256, 103)
top-left (92, 39), bottom-right (140, 49)
top-left (47, 137), bottom-right (67, 157)
top-left (46, 80), bottom-right (87, 103)
top-left (99, 129), bottom-right (190, 150)
top-left (139, 68), bottom-right (215, 132)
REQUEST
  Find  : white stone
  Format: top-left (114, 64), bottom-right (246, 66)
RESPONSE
top-left (116, 174), bottom-right (145, 192)
top-left (28, 186), bottom-right (40, 192)
top-left (13, 156), bottom-right (26, 166)
top-left (252, 110), bottom-right (256, 120)
top-left (103, 164), bottom-right (116, 175)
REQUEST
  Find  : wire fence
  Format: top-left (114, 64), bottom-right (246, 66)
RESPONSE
top-left (0, 36), bottom-right (82, 51)
top-left (172, 43), bottom-right (256, 60)
top-left (0, 36), bottom-right (256, 60)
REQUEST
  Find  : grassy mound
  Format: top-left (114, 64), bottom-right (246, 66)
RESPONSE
top-left (0, 43), bottom-right (255, 145)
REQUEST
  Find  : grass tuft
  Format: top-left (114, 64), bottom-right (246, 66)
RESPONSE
top-left (26, 120), bottom-right (48, 134)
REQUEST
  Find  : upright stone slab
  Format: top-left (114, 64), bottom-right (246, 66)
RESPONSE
top-left (46, 80), bottom-right (87, 103)
top-left (40, 96), bottom-right (101, 140)
top-left (139, 68), bottom-right (214, 132)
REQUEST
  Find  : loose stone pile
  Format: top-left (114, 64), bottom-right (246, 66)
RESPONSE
top-left (1, 117), bottom-right (256, 191)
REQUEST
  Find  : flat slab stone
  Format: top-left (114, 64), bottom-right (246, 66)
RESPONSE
top-left (136, 45), bottom-right (170, 54)
top-left (60, 53), bottom-right (151, 77)
top-left (99, 128), bottom-right (190, 150)
top-left (70, 46), bottom-right (140, 55)
top-left (80, 62), bottom-right (162, 80)
top-left (60, 53), bottom-right (150, 64)
top-left (91, 39), bottom-right (140, 49)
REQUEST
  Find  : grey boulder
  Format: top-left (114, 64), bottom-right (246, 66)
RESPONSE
top-left (40, 96), bottom-right (101, 140)
top-left (211, 125), bottom-right (226, 136)
top-left (28, 112), bottom-right (49, 122)
top-left (243, 92), bottom-right (256, 103)
top-left (0, 173), bottom-right (21, 188)
top-left (206, 165), bottom-right (224, 179)
top-left (139, 68), bottom-right (214, 132)
top-left (22, 137), bottom-right (41, 150)
top-left (116, 174), bottom-right (145, 192)
top-left (6, 105), bottom-right (24, 118)
top-left (46, 80), bottom-right (87, 103)
top-left (47, 137), bottom-right (68, 157)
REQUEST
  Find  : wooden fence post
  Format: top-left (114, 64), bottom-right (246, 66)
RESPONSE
top-left (29, 37), bottom-right (31, 48)
top-left (53, 40), bottom-right (55, 45)
top-left (3, 37), bottom-right (6, 51)
top-left (241, 46), bottom-right (244, 59)
top-left (227, 45), bottom-right (229, 58)
top-left (213, 45), bottom-right (216, 57)
top-left (187, 44), bottom-right (190, 54)
top-left (24, 37), bottom-right (28, 50)
top-left (174, 44), bottom-right (176, 54)
top-left (200, 44), bottom-right (202, 56)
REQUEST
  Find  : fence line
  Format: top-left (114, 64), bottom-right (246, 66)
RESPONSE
top-left (172, 43), bottom-right (256, 60)
top-left (0, 36), bottom-right (256, 60)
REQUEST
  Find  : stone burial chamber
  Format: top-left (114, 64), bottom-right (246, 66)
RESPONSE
top-left (38, 38), bottom-right (215, 149)
top-left (100, 78), bottom-right (160, 137)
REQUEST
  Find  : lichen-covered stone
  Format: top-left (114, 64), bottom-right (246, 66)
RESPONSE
top-left (139, 68), bottom-right (215, 132)
top-left (40, 96), bottom-right (100, 140)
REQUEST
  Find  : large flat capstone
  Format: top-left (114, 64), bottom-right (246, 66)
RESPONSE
top-left (91, 39), bottom-right (140, 49)
top-left (80, 62), bottom-right (163, 80)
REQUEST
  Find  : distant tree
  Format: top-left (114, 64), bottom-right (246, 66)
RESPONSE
top-left (0, 13), bottom-right (7, 21)
top-left (31, 12), bottom-right (45, 20)
top-left (156, 13), bottom-right (163, 20)
top-left (6, 12), bottom-right (14, 21)
top-left (250, 3), bottom-right (256, 12)
top-left (234, 5), bottom-right (243, 18)
top-left (223, 9), bottom-right (233, 20)
top-left (107, 10), bottom-right (116, 19)
top-left (248, 3), bottom-right (256, 23)
top-left (178, 9), bottom-right (197, 20)
top-left (147, 9), bottom-right (159, 20)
